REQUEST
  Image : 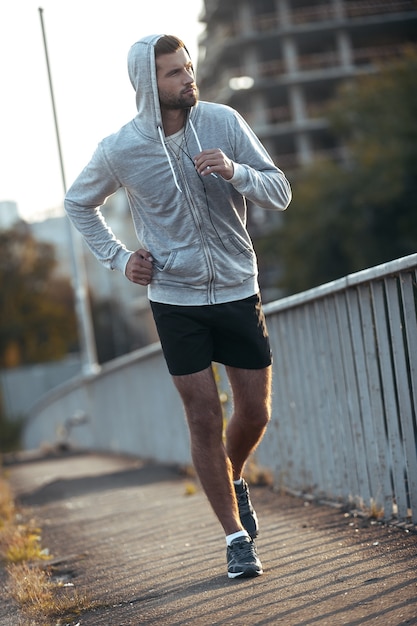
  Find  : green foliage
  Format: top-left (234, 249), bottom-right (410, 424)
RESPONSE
top-left (0, 389), bottom-right (23, 453)
top-left (276, 49), bottom-right (417, 294)
top-left (0, 413), bottom-right (23, 453)
top-left (0, 223), bottom-right (78, 367)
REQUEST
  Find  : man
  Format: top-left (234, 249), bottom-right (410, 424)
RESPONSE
top-left (65, 34), bottom-right (291, 579)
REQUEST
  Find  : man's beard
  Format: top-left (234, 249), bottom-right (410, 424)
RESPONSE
top-left (159, 87), bottom-right (199, 110)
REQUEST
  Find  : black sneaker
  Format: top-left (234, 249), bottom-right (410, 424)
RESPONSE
top-left (227, 536), bottom-right (263, 579)
top-left (234, 479), bottom-right (259, 539)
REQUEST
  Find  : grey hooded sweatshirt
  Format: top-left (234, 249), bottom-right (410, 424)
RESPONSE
top-left (64, 34), bottom-right (292, 306)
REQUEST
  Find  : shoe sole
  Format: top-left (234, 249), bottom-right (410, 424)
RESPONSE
top-left (228, 567), bottom-right (263, 579)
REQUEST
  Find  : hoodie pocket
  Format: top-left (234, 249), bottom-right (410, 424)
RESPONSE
top-left (152, 242), bottom-right (209, 286)
top-left (211, 234), bottom-right (257, 287)
top-left (226, 234), bottom-right (254, 259)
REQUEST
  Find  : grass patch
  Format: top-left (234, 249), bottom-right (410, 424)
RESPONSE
top-left (0, 471), bottom-right (16, 525)
top-left (2, 523), bottom-right (51, 564)
top-left (369, 497), bottom-right (385, 520)
top-left (0, 468), bottom-right (96, 624)
top-left (7, 562), bottom-right (95, 622)
top-left (0, 473), bottom-right (50, 565)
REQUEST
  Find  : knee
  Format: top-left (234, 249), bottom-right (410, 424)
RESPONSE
top-left (238, 401), bottom-right (271, 430)
top-left (181, 393), bottom-right (223, 434)
top-left (254, 407), bottom-right (271, 430)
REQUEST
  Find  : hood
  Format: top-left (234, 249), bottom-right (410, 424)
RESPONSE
top-left (128, 34), bottom-right (165, 139)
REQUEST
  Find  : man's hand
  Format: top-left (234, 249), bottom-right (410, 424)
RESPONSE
top-left (125, 249), bottom-right (153, 286)
top-left (194, 149), bottom-right (234, 180)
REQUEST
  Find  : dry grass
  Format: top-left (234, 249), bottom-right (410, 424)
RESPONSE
top-left (7, 562), bottom-right (95, 622)
top-left (7, 562), bottom-right (55, 614)
top-left (0, 472), bottom-right (16, 526)
top-left (0, 468), bottom-right (96, 624)
top-left (0, 471), bottom-right (50, 564)
top-left (343, 494), bottom-right (387, 524)
top-left (369, 497), bottom-right (385, 520)
top-left (3, 523), bottom-right (51, 564)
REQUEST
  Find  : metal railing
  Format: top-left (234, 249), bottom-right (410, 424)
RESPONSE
top-left (23, 254), bottom-right (417, 526)
top-left (259, 254), bottom-right (417, 525)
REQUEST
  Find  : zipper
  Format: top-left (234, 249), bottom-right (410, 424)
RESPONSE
top-left (170, 145), bottom-right (216, 304)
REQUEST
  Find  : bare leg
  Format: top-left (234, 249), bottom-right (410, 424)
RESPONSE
top-left (173, 366), bottom-right (243, 536)
top-left (225, 366), bottom-right (272, 480)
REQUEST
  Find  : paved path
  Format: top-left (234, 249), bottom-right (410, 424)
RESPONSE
top-left (2, 451), bottom-right (417, 625)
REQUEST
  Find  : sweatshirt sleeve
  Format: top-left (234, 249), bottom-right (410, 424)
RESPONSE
top-left (64, 144), bottom-right (133, 275)
top-left (226, 111), bottom-right (292, 211)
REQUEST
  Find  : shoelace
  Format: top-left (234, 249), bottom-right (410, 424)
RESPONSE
top-left (229, 539), bottom-right (256, 561)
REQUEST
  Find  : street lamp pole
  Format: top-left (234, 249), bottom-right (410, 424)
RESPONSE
top-left (39, 7), bottom-right (99, 375)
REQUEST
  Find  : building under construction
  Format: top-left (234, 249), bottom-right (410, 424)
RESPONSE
top-left (197, 0), bottom-right (417, 172)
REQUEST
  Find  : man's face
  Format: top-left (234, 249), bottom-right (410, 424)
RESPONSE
top-left (156, 47), bottom-right (198, 110)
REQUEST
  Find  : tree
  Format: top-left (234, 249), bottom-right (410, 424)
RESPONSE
top-left (0, 390), bottom-right (23, 453)
top-left (264, 49), bottom-right (417, 295)
top-left (0, 222), bottom-right (78, 367)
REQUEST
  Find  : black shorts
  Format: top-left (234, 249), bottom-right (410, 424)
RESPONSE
top-left (150, 294), bottom-right (272, 376)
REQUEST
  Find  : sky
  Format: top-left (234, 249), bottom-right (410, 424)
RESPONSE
top-left (0, 0), bottom-right (205, 222)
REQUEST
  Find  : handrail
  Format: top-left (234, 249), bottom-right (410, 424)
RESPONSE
top-left (23, 254), bottom-right (417, 526)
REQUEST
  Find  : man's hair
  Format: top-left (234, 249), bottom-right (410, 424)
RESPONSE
top-left (155, 35), bottom-right (185, 58)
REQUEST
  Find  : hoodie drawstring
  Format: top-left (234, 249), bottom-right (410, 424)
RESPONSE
top-left (158, 125), bottom-right (183, 193)
top-left (190, 119), bottom-right (218, 179)
top-left (189, 118), bottom-right (203, 152)
top-left (158, 117), bottom-right (217, 193)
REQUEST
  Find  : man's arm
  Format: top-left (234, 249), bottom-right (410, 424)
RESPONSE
top-left (194, 110), bottom-right (292, 211)
top-left (65, 145), bottom-right (134, 276)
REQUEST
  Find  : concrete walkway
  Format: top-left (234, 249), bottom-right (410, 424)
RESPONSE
top-left (2, 451), bottom-right (417, 625)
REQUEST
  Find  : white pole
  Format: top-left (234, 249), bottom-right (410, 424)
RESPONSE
top-left (39, 7), bottom-right (99, 375)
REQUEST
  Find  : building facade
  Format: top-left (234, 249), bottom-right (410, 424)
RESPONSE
top-left (0, 201), bottom-right (20, 231)
top-left (197, 0), bottom-right (417, 171)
